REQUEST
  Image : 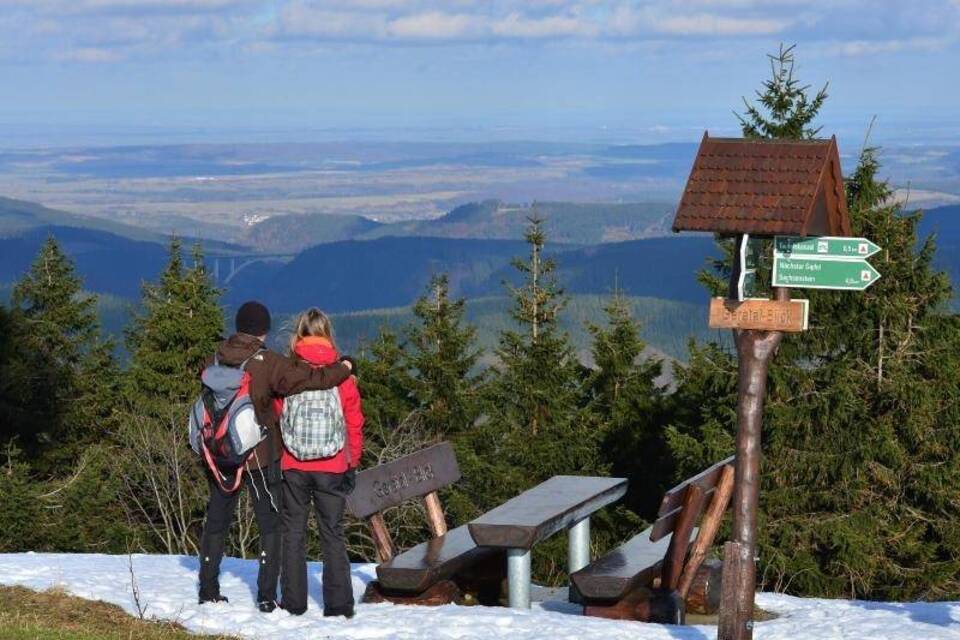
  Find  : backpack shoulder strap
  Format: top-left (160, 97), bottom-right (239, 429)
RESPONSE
top-left (239, 348), bottom-right (267, 371)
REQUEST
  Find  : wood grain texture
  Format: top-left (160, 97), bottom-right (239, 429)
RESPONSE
top-left (569, 526), bottom-right (673, 602)
top-left (651, 455), bottom-right (734, 541)
top-left (468, 475), bottom-right (627, 550)
top-left (660, 484), bottom-right (706, 591)
top-left (347, 442), bottom-right (460, 519)
top-left (369, 513), bottom-right (395, 564)
top-left (376, 525), bottom-right (498, 593)
top-left (678, 463), bottom-right (735, 599)
top-left (423, 491), bottom-right (448, 538)
top-left (708, 298), bottom-right (809, 333)
top-left (684, 559), bottom-right (723, 615)
top-left (718, 541), bottom-right (752, 640)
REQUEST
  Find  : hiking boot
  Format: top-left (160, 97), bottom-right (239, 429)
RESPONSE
top-left (257, 600), bottom-right (278, 613)
top-left (198, 594), bottom-right (229, 605)
top-left (279, 602), bottom-right (306, 616)
top-left (323, 605), bottom-right (355, 619)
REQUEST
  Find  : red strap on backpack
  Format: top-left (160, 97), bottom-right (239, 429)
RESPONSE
top-left (201, 370), bottom-right (253, 493)
top-left (201, 441), bottom-right (245, 493)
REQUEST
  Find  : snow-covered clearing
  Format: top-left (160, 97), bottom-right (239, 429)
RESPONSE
top-left (1, 553), bottom-right (959, 639)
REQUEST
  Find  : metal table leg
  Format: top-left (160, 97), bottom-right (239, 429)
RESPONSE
top-left (507, 548), bottom-right (531, 609)
top-left (568, 516), bottom-right (591, 574)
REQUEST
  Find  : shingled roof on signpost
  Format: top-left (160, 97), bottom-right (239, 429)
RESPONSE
top-left (672, 133), bottom-right (851, 237)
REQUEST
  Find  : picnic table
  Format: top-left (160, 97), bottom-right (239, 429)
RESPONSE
top-left (468, 475), bottom-right (628, 608)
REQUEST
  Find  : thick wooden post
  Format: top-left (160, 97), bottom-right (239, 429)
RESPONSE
top-left (718, 541), bottom-right (752, 640)
top-left (719, 286), bottom-right (787, 640)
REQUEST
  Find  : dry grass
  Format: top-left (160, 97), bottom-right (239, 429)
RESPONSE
top-left (0, 586), bottom-right (236, 640)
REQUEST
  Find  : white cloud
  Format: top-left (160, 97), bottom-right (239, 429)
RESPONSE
top-left (827, 36), bottom-right (951, 57)
top-left (276, 4), bottom-right (387, 38)
top-left (492, 11), bottom-right (598, 38)
top-left (2, 0), bottom-right (958, 63)
top-left (650, 12), bottom-right (791, 36)
top-left (387, 11), bottom-right (478, 39)
top-left (56, 46), bottom-right (124, 62)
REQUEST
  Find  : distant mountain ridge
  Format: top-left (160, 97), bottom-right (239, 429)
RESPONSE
top-left (2, 194), bottom-right (958, 319)
top-left (358, 200), bottom-right (676, 245)
top-left (242, 200), bottom-right (676, 253)
top-left (0, 195), bottom-right (248, 254)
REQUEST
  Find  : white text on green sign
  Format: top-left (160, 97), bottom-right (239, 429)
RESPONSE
top-left (772, 256), bottom-right (881, 290)
top-left (774, 236), bottom-right (881, 260)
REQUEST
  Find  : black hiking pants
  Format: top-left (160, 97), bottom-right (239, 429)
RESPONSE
top-left (198, 462), bottom-right (282, 604)
top-left (281, 469), bottom-right (354, 615)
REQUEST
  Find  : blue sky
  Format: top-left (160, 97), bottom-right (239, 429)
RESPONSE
top-left (1, 0), bottom-right (959, 144)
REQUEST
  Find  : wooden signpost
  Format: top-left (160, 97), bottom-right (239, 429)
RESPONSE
top-left (673, 134), bottom-right (876, 640)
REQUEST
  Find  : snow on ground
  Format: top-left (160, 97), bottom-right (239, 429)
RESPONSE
top-left (1, 553), bottom-right (960, 640)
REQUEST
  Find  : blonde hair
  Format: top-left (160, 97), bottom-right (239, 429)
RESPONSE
top-left (288, 307), bottom-right (336, 354)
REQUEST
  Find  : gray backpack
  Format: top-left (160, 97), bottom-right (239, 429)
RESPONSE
top-left (187, 351), bottom-right (267, 492)
top-left (280, 386), bottom-right (346, 460)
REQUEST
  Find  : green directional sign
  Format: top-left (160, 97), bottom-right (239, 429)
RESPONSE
top-left (774, 236), bottom-right (881, 260)
top-left (772, 256), bottom-right (881, 290)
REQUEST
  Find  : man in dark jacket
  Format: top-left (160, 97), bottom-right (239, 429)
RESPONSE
top-left (198, 301), bottom-right (354, 612)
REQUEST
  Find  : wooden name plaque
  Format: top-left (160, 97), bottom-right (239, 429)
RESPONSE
top-left (708, 297), bottom-right (809, 333)
top-left (346, 442), bottom-right (461, 519)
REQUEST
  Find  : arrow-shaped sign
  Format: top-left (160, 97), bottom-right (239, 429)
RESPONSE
top-left (773, 256), bottom-right (881, 291)
top-left (774, 236), bottom-right (881, 260)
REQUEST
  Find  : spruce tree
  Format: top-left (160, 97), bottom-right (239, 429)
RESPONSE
top-left (492, 215), bottom-right (583, 441)
top-left (586, 293), bottom-right (669, 519)
top-left (405, 274), bottom-right (481, 438)
top-left (3, 238), bottom-right (119, 474)
top-left (737, 43), bottom-right (828, 140)
top-left (667, 45), bottom-right (960, 599)
top-left (460, 216), bottom-right (603, 581)
top-left (356, 328), bottom-right (417, 439)
top-left (125, 239), bottom-right (224, 412)
top-left (0, 305), bottom-right (16, 444)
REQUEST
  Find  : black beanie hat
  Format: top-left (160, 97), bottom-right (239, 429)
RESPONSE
top-left (235, 301), bottom-right (271, 336)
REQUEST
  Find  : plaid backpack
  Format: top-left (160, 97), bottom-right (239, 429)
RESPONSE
top-left (280, 386), bottom-right (346, 460)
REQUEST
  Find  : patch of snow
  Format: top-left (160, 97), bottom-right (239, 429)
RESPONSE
top-left (243, 213), bottom-right (271, 226)
top-left (1, 553), bottom-right (959, 639)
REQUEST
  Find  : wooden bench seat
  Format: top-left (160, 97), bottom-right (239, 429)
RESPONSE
top-left (468, 475), bottom-right (627, 549)
top-left (571, 457), bottom-right (735, 624)
top-left (569, 526), bottom-right (673, 603)
top-left (377, 525), bottom-right (499, 594)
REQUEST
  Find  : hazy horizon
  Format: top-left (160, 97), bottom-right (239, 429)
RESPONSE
top-left (2, 2), bottom-right (958, 149)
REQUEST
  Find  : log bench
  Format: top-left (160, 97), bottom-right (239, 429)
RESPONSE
top-left (468, 475), bottom-right (628, 609)
top-left (346, 442), bottom-right (505, 606)
top-left (569, 456), bottom-right (735, 624)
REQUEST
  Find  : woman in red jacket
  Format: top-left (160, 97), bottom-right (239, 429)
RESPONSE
top-left (279, 308), bottom-right (364, 619)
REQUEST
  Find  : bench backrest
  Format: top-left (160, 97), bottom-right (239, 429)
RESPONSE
top-left (650, 455), bottom-right (734, 542)
top-left (346, 441), bottom-right (460, 563)
top-left (346, 442), bottom-right (461, 519)
top-left (650, 456), bottom-right (736, 596)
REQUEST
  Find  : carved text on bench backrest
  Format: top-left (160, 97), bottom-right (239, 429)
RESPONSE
top-left (346, 442), bottom-right (461, 519)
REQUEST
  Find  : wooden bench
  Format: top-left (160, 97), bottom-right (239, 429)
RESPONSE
top-left (346, 442), bottom-right (505, 606)
top-left (468, 475), bottom-right (628, 609)
top-left (569, 457), bottom-right (735, 624)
